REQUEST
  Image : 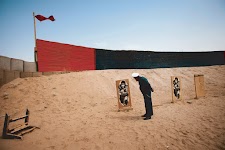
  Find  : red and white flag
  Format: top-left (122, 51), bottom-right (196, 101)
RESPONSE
top-left (35, 15), bottom-right (55, 21)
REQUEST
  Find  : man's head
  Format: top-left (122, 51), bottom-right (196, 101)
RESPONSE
top-left (132, 73), bottom-right (140, 81)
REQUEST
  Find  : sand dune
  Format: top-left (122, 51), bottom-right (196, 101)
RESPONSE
top-left (0, 65), bottom-right (225, 150)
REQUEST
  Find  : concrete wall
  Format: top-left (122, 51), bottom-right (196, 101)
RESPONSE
top-left (0, 70), bottom-right (70, 87)
top-left (4, 71), bottom-right (16, 84)
top-left (0, 56), bottom-right (11, 71)
top-left (42, 72), bottom-right (66, 76)
top-left (24, 62), bottom-right (37, 72)
top-left (11, 58), bottom-right (24, 71)
top-left (0, 70), bottom-right (21, 86)
top-left (0, 55), bottom-right (37, 86)
top-left (20, 72), bottom-right (33, 78)
top-left (32, 72), bottom-right (42, 77)
top-left (14, 71), bottom-right (20, 79)
top-left (0, 55), bottom-right (37, 72)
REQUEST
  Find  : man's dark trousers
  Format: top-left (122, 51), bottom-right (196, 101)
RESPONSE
top-left (143, 92), bottom-right (153, 117)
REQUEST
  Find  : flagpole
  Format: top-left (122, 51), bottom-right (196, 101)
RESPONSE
top-left (33, 12), bottom-right (38, 71)
top-left (33, 12), bottom-right (37, 48)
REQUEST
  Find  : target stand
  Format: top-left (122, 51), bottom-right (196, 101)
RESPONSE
top-left (2, 109), bottom-right (39, 140)
top-left (116, 79), bottom-right (133, 112)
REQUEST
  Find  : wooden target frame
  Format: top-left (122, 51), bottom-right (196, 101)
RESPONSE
top-left (194, 75), bottom-right (205, 98)
top-left (116, 79), bottom-right (133, 111)
top-left (171, 76), bottom-right (183, 103)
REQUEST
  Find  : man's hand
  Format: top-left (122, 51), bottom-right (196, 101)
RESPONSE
top-left (151, 88), bottom-right (154, 92)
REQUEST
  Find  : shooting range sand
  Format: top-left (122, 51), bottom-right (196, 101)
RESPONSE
top-left (0, 65), bottom-right (225, 150)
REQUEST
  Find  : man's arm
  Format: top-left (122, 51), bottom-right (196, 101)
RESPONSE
top-left (151, 87), bottom-right (154, 92)
top-left (150, 84), bottom-right (154, 92)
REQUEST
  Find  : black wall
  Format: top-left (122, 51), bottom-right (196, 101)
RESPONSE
top-left (96, 49), bottom-right (224, 70)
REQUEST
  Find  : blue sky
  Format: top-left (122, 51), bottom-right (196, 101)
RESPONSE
top-left (0, 0), bottom-right (225, 61)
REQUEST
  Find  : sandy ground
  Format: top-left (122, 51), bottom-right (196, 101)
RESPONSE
top-left (0, 65), bottom-right (224, 150)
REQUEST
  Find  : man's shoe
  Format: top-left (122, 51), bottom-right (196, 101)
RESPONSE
top-left (144, 117), bottom-right (151, 120)
top-left (141, 114), bottom-right (147, 117)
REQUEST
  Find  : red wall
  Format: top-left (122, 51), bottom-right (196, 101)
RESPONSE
top-left (36, 39), bottom-right (96, 72)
